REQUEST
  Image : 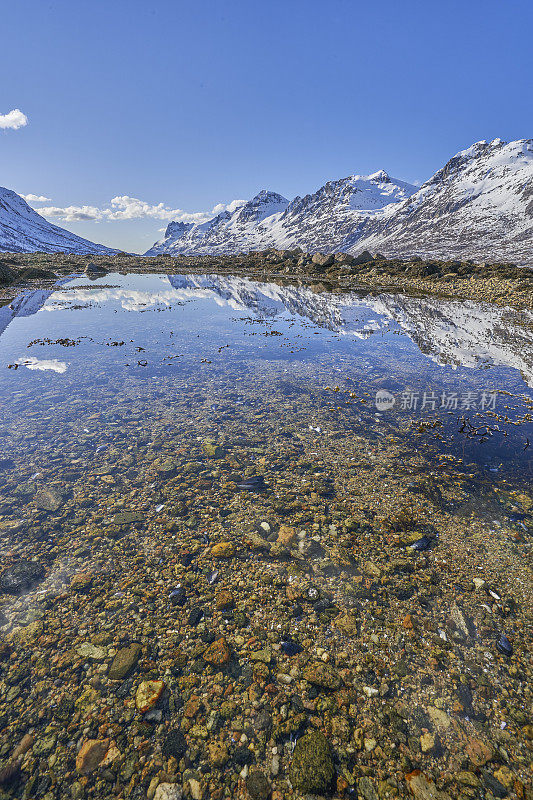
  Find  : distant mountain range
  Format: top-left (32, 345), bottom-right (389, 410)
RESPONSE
top-left (1, 138), bottom-right (531, 262)
top-left (146, 174), bottom-right (417, 257)
top-left (147, 138), bottom-right (533, 264)
top-left (0, 187), bottom-right (116, 255)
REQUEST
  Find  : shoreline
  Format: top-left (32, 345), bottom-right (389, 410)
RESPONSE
top-left (0, 250), bottom-right (531, 310)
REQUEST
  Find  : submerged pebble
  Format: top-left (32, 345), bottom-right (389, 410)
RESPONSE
top-left (496, 634), bottom-right (513, 657)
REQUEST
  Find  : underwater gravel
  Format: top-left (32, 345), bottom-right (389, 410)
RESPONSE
top-left (0, 273), bottom-right (531, 800)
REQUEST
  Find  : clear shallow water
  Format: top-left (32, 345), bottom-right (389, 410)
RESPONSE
top-left (0, 273), bottom-right (532, 798)
top-left (1, 272), bottom-right (532, 484)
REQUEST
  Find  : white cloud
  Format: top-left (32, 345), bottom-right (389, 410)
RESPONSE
top-left (16, 357), bottom-right (68, 373)
top-left (36, 194), bottom-right (251, 228)
top-left (39, 205), bottom-right (104, 222)
top-left (21, 193), bottom-right (52, 203)
top-left (106, 195), bottom-right (210, 223)
top-left (212, 199), bottom-right (246, 215)
top-left (0, 108), bottom-right (28, 130)
top-left (39, 196), bottom-right (212, 225)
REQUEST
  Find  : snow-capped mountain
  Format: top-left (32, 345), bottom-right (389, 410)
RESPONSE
top-left (0, 187), bottom-right (116, 254)
top-left (352, 138), bottom-right (533, 263)
top-left (146, 175), bottom-right (416, 256)
top-left (146, 139), bottom-right (533, 263)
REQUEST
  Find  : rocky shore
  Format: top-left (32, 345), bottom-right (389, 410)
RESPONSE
top-left (0, 249), bottom-right (531, 310)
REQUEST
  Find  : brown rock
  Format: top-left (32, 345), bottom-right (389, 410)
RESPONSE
top-left (100, 741), bottom-right (120, 767)
top-left (335, 612), bottom-right (358, 636)
top-left (493, 766), bottom-right (514, 789)
top-left (311, 253), bottom-right (334, 268)
top-left (208, 742), bottom-right (229, 767)
top-left (135, 680), bottom-right (165, 713)
top-left (202, 637), bottom-right (231, 667)
top-left (108, 643), bottom-right (142, 680)
top-left (11, 734), bottom-right (34, 761)
top-left (8, 620), bottom-right (43, 647)
top-left (70, 572), bottom-right (94, 593)
top-left (277, 525), bottom-right (297, 546)
top-left (334, 253), bottom-right (355, 265)
top-left (210, 543), bottom-right (235, 559)
top-left (465, 737), bottom-right (494, 767)
top-left (215, 590), bottom-right (234, 610)
top-left (406, 770), bottom-right (451, 799)
top-left (183, 695), bottom-right (203, 718)
top-left (303, 663), bottom-right (342, 690)
top-left (76, 738), bottom-right (110, 774)
top-left (34, 487), bottom-right (63, 511)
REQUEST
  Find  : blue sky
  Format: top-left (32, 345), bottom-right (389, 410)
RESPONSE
top-left (1, 0), bottom-right (532, 253)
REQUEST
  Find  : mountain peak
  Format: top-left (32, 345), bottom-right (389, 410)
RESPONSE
top-left (350, 137), bottom-right (533, 263)
top-left (234, 190), bottom-right (289, 225)
top-left (145, 138), bottom-right (533, 264)
top-left (367, 169), bottom-right (391, 182)
top-left (249, 189), bottom-right (289, 204)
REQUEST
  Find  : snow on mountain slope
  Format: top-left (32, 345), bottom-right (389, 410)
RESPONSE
top-left (0, 289), bottom-right (55, 338)
top-left (0, 277), bottom-right (76, 338)
top-left (0, 187), bottom-right (117, 254)
top-left (351, 138), bottom-right (533, 263)
top-left (164, 274), bottom-right (533, 383)
top-left (147, 191), bottom-right (290, 256)
top-left (364, 293), bottom-right (533, 386)
top-left (146, 175), bottom-right (416, 256)
top-left (146, 139), bottom-right (533, 263)
top-left (33, 272), bottom-right (533, 384)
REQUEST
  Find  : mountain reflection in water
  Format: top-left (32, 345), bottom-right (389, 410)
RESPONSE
top-left (2, 272), bottom-right (532, 385)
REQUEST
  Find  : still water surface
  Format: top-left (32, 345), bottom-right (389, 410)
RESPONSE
top-left (1, 272), bottom-right (532, 489)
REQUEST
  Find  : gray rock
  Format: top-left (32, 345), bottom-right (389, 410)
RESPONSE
top-left (246, 769), bottom-right (271, 800)
top-left (108, 643), bottom-right (142, 680)
top-left (352, 249), bottom-right (374, 264)
top-left (334, 252), bottom-right (355, 265)
top-left (34, 486), bottom-right (64, 511)
top-left (76, 643), bottom-right (106, 660)
top-left (0, 263), bottom-right (16, 285)
top-left (254, 708), bottom-right (272, 733)
top-left (289, 730), bottom-right (335, 793)
top-left (0, 560), bottom-right (45, 594)
top-left (358, 776), bottom-right (379, 800)
top-left (85, 262), bottom-right (107, 275)
top-left (154, 784), bottom-right (182, 800)
top-left (162, 729), bottom-right (188, 760)
top-left (450, 602), bottom-right (477, 640)
top-left (311, 253), bottom-right (335, 268)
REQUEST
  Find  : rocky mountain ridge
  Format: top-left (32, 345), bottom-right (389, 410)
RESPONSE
top-left (352, 138), bottom-right (533, 263)
top-left (146, 174), bottom-right (416, 257)
top-left (147, 139), bottom-right (533, 264)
